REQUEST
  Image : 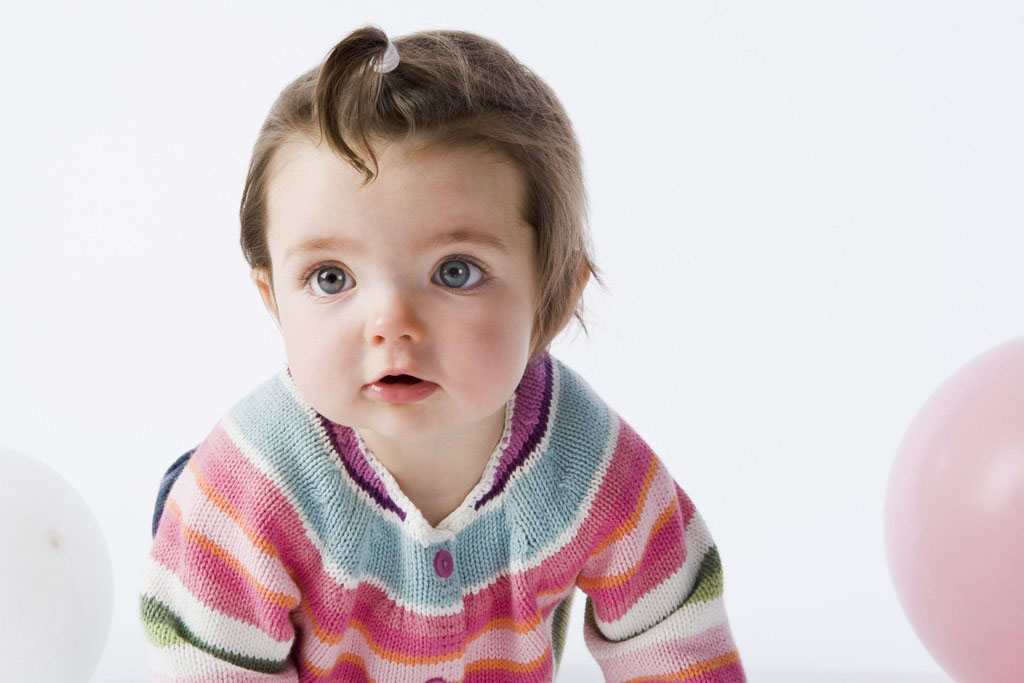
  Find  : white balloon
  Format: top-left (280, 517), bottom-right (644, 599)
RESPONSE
top-left (0, 447), bottom-right (114, 682)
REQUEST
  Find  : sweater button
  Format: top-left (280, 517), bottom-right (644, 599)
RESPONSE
top-left (433, 549), bottom-right (453, 578)
top-left (425, 679), bottom-right (446, 683)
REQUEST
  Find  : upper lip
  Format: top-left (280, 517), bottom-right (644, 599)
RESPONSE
top-left (370, 367), bottom-right (429, 384)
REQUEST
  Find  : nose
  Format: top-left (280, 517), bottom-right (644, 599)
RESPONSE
top-left (364, 283), bottom-right (425, 346)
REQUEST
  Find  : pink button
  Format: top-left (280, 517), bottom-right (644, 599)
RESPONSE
top-left (425, 679), bottom-right (446, 683)
top-left (434, 549), bottom-right (453, 578)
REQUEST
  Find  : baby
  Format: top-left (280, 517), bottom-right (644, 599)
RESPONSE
top-left (140, 25), bottom-right (746, 682)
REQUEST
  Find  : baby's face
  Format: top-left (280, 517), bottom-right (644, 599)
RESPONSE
top-left (254, 136), bottom-right (539, 445)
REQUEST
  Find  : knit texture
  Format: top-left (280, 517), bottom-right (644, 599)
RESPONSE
top-left (140, 352), bottom-right (746, 681)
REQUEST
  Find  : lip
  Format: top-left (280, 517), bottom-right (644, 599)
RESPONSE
top-left (371, 367), bottom-right (428, 384)
top-left (364, 379), bottom-right (439, 404)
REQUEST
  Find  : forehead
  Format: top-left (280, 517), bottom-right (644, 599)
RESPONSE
top-left (265, 137), bottom-right (532, 254)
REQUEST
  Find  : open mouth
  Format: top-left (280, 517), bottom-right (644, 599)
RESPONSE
top-left (378, 374), bottom-right (423, 384)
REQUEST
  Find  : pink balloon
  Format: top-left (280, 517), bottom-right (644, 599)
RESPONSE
top-left (884, 336), bottom-right (1024, 682)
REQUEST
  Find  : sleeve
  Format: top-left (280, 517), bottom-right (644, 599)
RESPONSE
top-left (575, 446), bottom-right (746, 682)
top-left (139, 448), bottom-right (302, 681)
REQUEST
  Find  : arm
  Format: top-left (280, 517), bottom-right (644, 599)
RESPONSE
top-left (140, 449), bottom-right (301, 681)
top-left (576, 447), bottom-right (746, 682)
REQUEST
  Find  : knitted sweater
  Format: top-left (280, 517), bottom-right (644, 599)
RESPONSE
top-left (139, 352), bottom-right (746, 682)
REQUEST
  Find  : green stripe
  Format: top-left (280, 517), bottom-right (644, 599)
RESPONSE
top-left (550, 588), bottom-right (575, 672)
top-left (139, 594), bottom-right (290, 673)
top-left (686, 544), bottom-right (724, 603)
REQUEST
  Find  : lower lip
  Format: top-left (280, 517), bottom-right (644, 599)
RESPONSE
top-left (364, 380), bottom-right (439, 403)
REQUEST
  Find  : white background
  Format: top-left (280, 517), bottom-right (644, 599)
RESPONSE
top-left (2, 0), bottom-right (1021, 680)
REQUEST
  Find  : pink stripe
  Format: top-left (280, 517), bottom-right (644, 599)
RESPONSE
top-left (157, 457), bottom-right (299, 601)
top-left (292, 572), bottom-right (559, 671)
top-left (588, 504), bottom-right (688, 623)
top-left (465, 655), bottom-right (554, 683)
top-left (293, 582), bottom-right (466, 671)
top-left (151, 503), bottom-right (294, 641)
top-left (586, 457), bottom-right (687, 569)
top-left (463, 610), bottom-right (557, 665)
top-left (293, 596), bottom-right (554, 680)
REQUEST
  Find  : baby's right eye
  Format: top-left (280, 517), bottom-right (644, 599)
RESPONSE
top-left (307, 265), bottom-right (350, 298)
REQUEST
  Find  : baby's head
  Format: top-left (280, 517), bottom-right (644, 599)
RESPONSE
top-left (240, 26), bottom-right (603, 443)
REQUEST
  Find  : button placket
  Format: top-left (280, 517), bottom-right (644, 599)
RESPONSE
top-left (427, 540), bottom-right (457, 683)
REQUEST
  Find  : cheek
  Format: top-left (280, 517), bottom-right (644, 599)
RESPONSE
top-left (450, 308), bottom-right (533, 389)
top-left (467, 303), bottom-right (532, 353)
top-left (476, 321), bottom-right (526, 357)
top-left (277, 315), bottom-right (360, 417)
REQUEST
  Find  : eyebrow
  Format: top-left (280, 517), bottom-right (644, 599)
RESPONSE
top-left (283, 228), bottom-right (511, 263)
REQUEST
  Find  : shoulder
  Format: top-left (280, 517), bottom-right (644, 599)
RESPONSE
top-left (222, 368), bottom-right (383, 569)
top-left (515, 356), bottom-right (639, 512)
top-left (156, 367), bottom-right (306, 534)
top-left (151, 367), bottom-right (381, 587)
top-left (501, 355), bottom-right (675, 563)
top-left (545, 354), bottom-right (638, 483)
top-left (545, 355), bottom-right (670, 524)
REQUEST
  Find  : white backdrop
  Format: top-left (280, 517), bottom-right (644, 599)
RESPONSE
top-left (2, 0), bottom-right (1021, 680)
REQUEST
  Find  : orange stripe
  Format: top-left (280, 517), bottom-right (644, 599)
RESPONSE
top-left (297, 597), bottom-right (468, 663)
top-left (577, 498), bottom-right (678, 591)
top-left (464, 643), bottom-right (553, 674)
top-left (165, 497), bottom-right (298, 610)
top-left (300, 650), bottom-right (374, 680)
top-left (538, 581), bottom-right (574, 598)
top-left (186, 456), bottom-right (281, 560)
top-left (349, 618), bottom-right (466, 665)
top-left (466, 609), bottom-right (542, 642)
top-left (592, 453), bottom-right (660, 557)
top-left (622, 650), bottom-right (742, 682)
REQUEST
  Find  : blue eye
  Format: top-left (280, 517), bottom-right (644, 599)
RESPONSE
top-left (307, 265), bottom-right (349, 297)
top-left (300, 256), bottom-right (490, 301)
top-left (437, 258), bottom-right (486, 289)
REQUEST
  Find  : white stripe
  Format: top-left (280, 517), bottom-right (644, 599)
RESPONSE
top-left (164, 462), bottom-right (300, 601)
top-left (140, 556), bottom-right (293, 661)
top-left (584, 588), bottom-right (728, 658)
top-left (590, 511), bottom-right (717, 642)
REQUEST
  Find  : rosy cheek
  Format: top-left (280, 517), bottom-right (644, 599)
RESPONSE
top-left (473, 322), bottom-right (516, 354)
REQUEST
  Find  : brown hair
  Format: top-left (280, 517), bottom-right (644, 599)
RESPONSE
top-left (240, 25), bottom-right (606, 364)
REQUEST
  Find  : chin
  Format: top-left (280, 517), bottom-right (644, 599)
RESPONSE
top-left (358, 417), bottom-right (452, 448)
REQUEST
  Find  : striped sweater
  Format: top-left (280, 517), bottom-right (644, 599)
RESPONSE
top-left (139, 352), bottom-right (746, 681)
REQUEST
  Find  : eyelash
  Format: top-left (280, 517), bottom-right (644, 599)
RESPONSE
top-left (298, 254), bottom-right (491, 301)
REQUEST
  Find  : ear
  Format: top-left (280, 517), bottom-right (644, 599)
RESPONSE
top-left (553, 262), bottom-right (592, 333)
top-left (251, 266), bottom-right (281, 329)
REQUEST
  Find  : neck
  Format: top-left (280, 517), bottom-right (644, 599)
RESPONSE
top-left (358, 403), bottom-right (507, 491)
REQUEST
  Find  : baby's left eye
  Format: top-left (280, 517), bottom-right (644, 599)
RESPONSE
top-left (436, 258), bottom-right (486, 289)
